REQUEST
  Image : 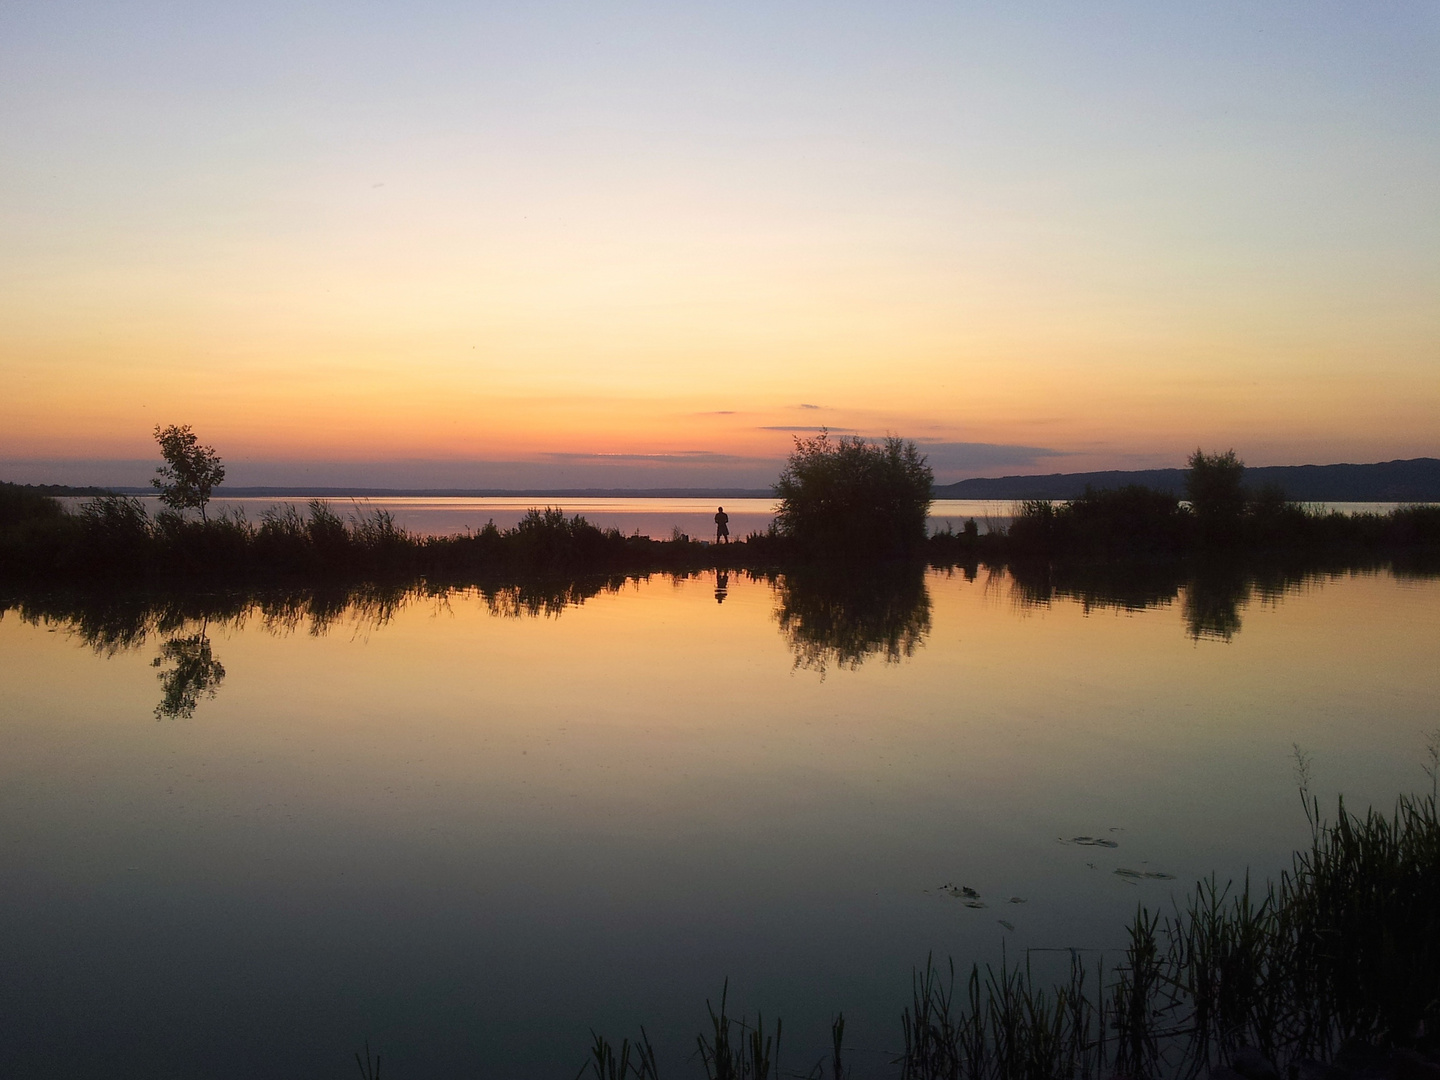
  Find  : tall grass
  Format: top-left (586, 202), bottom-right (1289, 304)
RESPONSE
top-left (0, 495), bottom-right (773, 583)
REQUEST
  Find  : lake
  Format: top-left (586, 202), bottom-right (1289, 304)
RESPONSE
top-left (2, 563), bottom-right (1437, 1077)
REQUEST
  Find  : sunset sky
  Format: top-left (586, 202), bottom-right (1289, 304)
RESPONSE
top-left (2, 2), bottom-right (1436, 488)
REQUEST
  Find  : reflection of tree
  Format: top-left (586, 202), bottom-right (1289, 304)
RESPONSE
top-left (1182, 563), bottom-right (1250, 642)
top-left (151, 623), bottom-right (225, 719)
top-left (1007, 560), bottom-right (1185, 615)
top-left (1003, 556), bottom-right (1403, 643)
top-left (772, 562), bottom-right (931, 674)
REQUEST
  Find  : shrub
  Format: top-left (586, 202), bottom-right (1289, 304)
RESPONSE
top-left (1007, 486), bottom-right (1189, 558)
top-left (1187, 448), bottom-right (1246, 545)
top-left (772, 432), bottom-right (933, 558)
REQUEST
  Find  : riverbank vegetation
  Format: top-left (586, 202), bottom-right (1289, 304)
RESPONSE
top-left (3, 442), bottom-right (1439, 586)
top-left (1, 484), bottom-right (1436, 589)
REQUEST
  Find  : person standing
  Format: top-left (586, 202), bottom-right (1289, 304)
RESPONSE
top-left (714, 506), bottom-right (730, 544)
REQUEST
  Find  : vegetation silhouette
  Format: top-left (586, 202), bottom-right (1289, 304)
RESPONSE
top-left (152, 423), bottom-right (226, 522)
top-left (1185, 447), bottom-right (1247, 546)
top-left (1000, 449), bottom-right (1440, 561)
top-left (1006, 484), bottom-right (1190, 559)
top-left (3, 437), bottom-right (1439, 587)
top-left (773, 432), bottom-right (933, 559)
top-left (769, 561), bottom-right (931, 673)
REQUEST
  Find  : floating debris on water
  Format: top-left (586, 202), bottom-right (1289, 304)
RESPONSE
top-left (936, 882), bottom-right (982, 900)
top-left (1062, 836), bottom-right (1119, 848)
top-left (998, 919), bottom-right (1016, 931)
top-left (1114, 868), bottom-right (1176, 880)
top-left (935, 882), bottom-right (1001, 909)
top-left (938, 882), bottom-right (979, 896)
top-left (1007, 896), bottom-right (1026, 904)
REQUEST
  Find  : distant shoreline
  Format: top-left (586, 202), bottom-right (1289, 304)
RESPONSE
top-left (45, 485), bottom-right (780, 500)
top-left (9, 455), bottom-right (1438, 503)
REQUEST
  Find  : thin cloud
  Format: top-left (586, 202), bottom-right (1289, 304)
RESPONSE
top-left (543, 450), bottom-right (775, 465)
top-left (759, 425), bottom-right (858, 433)
top-left (914, 442), bottom-right (1069, 470)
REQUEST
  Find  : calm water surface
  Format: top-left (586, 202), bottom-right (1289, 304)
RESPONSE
top-left (2, 566), bottom-right (1437, 1078)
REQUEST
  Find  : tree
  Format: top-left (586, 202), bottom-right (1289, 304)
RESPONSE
top-left (773, 431), bottom-right (933, 558)
top-left (1185, 447), bottom-right (1245, 544)
top-left (152, 424), bottom-right (225, 521)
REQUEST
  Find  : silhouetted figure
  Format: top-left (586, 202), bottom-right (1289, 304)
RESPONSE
top-left (714, 569), bottom-right (729, 604)
top-left (714, 506), bottom-right (730, 544)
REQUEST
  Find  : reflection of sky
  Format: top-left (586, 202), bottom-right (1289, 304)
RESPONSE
top-left (3, 3), bottom-right (1438, 479)
top-left (2, 568), bottom-right (1437, 1077)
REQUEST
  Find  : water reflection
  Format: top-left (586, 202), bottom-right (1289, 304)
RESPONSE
top-left (1005, 556), bottom-right (1440, 641)
top-left (151, 623), bottom-right (225, 719)
top-left (0, 578), bottom-right (637, 718)
top-left (770, 562), bottom-right (932, 674)
top-left (5, 557), bottom-right (1437, 720)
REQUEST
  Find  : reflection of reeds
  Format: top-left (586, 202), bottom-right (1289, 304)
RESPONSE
top-left (578, 794), bottom-right (1438, 1080)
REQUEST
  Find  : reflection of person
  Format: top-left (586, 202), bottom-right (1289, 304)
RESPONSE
top-left (714, 506), bottom-right (730, 544)
top-left (714, 569), bottom-right (729, 604)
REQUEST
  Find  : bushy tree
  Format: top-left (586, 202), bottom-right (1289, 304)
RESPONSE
top-left (152, 424), bottom-right (225, 521)
top-left (1185, 448), bottom-right (1245, 544)
top-left (773, 432), bottom-right (933, 558)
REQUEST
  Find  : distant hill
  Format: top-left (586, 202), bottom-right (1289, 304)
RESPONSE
top-left (933, 458), bottom-right (1440, 502)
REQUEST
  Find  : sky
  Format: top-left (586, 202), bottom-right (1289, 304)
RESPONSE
top-left (2, 1), bottom-right (1437, 488)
